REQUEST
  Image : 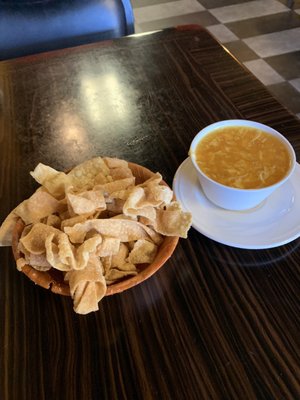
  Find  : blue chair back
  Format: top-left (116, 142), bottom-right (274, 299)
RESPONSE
top-left (0, 0), bottom-right (135, 60)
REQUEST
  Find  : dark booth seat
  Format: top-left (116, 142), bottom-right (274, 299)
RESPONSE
top-left (0, 0), bottom-right (135, 60)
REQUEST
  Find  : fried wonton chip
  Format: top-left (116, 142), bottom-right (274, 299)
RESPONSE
top-left (16, 257), bottom-right (27, 271)
top-left (103, 157), bottom-right (134, 180)
top-left (27, 253), bottom-right (52, 271)
top-left (146, 181), bottom-right (173, 205)
top-left (20, 223), bottom-right (60, 255)
top-left (45, 233), bottom-right (75, 271)
top-left (106, 198), bottom-right (126, 215)
top-left (64, 218), bottom-right (161, 244)
top-left (66, 189), bottom-right (106, 215)
top-left (105, 265), bottom-right (137, 285)
top-left (122, 174), bottom-right (173, 220)
top-left (45, 214), bottom-right (61, 228)
top-left (17, 237), bottom-right (52, 271)
top-left (95, 177), bottom-right (135, 197)
top-left (15, 190), bottom-right (64, 225)
top-left (96, 237), bottom-right (120, 257)
top-left (20, 223), bottom-right (95, 271)
top-left (45, 231), bottom-right (106, 271)
top-left (110, 242), bottom-right (129, 268)
top-left (61, 214), bottom-right (91, 230)
top-left (123, 187), bottom-right (156, 220)
top-left (127, 239), bottom-right (157, 264)
top-left (30, 164), bottom-right (72, 199)
top-left (68, 157), bottom-right (110, 190)
top-left (65, 256), bottom-right (106, 314)
top-left (151, 202), bottom-right (192, 238)
top-left (138, 173), bottom-right (173, 204)
top-left (104, 242), bottom-right (137, 284)
top-left (109, 167), bottom-right (134, 180)
top-left (75, 236), bottom-right (103, 270)
top-left (0, 211), bottom-right (19, 246)
top-left (103, 157), bottom-right (129, 169)
top-left (108, 189), bottom-right (131, 201)
top-left (1, 191), bottom-right (64, 238)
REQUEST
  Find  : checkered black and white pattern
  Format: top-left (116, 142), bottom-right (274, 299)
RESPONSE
top-left (132, 0), bottom-right (300, 118)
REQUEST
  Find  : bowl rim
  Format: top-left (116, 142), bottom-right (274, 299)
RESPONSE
top-left (11, 161), bottom-right (180, 297)
top-left (189, 119), bottom-right (296, 193)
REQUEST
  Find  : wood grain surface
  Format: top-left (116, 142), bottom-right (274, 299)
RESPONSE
top-left (0, 26), bottom-right (299, 400)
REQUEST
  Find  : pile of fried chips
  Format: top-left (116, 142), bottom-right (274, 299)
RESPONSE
top-left (0, 157), bottom-right (192, 314)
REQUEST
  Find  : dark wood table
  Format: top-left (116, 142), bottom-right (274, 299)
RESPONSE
top-left (0, 26), bottom-right (300, 400)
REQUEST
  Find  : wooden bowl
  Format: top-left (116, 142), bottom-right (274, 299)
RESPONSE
top-left (12, 162), bottom-right (179, 296)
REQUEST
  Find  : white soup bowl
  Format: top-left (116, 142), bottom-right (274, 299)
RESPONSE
top-left (189, 120), bottom-right (296, 211)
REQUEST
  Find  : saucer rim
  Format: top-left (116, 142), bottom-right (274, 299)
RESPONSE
top-left (173, 157), bottom-right (300, 250)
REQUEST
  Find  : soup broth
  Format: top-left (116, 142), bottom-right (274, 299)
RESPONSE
top-left (195, 126), bottom-right (291, 189)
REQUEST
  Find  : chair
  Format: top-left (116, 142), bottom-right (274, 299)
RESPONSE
top-left (0, 0), bottom-right (135, 60)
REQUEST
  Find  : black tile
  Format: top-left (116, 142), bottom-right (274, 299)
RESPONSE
top-left (139, 11), bottom-right (219, 32)
top-left (265, 51), bottom-right (300, 80)
top-left (197, 0), bottom-right (252, 9)
top-left (268, 82), bottom-right (300, 113)
top-left (226, 11), bottom-right (300, 39)
top-left (223, 40), bottom-right (259, 62)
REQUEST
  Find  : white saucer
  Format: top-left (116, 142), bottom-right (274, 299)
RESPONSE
top-left (173, 158), bottom-right (300, 249)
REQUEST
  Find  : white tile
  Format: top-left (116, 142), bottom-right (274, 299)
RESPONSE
top-left (133, 23), bottom-right (143, 34)
top-left (209, 0), bottom-right (288, 24)
top-left (244, 27), bottom-right (300, 57)
top-left (134, 0), bottom-right (204, 23)
top-left (206, 24), bottom-right (239, 43)
top-left (243, 59), bottom-right (285, 86)
top-left (289, 78), bottom-right (300, 92)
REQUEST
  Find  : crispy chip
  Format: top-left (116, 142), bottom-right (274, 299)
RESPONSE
top-left (75, 236), bottom-right (103, 270)
top-left (67, 189), bottom-right (106, 215)
top-left (123, 187), bottom-right (156, 220)
top-left (103, 157), bottom-right (129, 169)
top-left (21, 223), bottom-right (101, 272)
top-left (106, 198), bottom-right (126, 215)
top-left (61, 214), bottom-right (91, 230)
top-left (65, 256), bottom-right (106, 314)
top-left (127, 239), bottom-right (157, 264)
top-left (30, 164), bottom-right (71, 199)
top-left (27, 253), bottom-right (52, 271)
top-left (45, 214), bottom-right (61, 228)
top-left (20, 223), bottom-right (59, 255)
top-left (138, 173), bottom-right (173, 204)
top-left (0, 211), bottom-right (19, 246)
top-left (96, 237), bottom-right (120, 257)
top-left (64, 218), bottom-right (160, 244)
top-left (95, 177), bottom-right (135, 197)
top-left (16, 257), bottom-right (27, 271)
top-left (14, 190), bottom-right (64, 225)
top-left (151, 202), bottom-right (192, 238)
top-left (18, 228), bottom-right (52, 271)
top-left (68, 157), bottom-right (110, 190)
top-left (109, 167), bottom-right (134, 180)
top-left (104, 242), bottom-right (137, 285)
top-left (122, 174), bottom-right (173, 220)
top-left (103, 157), bottom-right (134, 180)
top-left (45, 232), bottom-right (75, 271)
top-left (110, 243), bottom-right (129, 268)
top-left (105, 265), bottom-right (137, 285)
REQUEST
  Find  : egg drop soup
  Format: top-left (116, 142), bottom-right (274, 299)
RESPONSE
top-left (195, 126), bottom-right (292, 189)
